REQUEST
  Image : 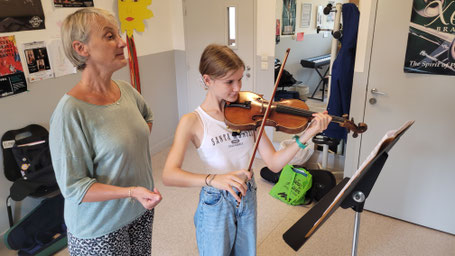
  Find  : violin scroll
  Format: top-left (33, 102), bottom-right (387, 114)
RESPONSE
top-left (339, 115), bottom-right (368, 138)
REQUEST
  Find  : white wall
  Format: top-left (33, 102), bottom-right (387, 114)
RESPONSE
top-left (257, 0), bottom-right (277, 58)
top-left (354, 0), bottom-right (374, 73)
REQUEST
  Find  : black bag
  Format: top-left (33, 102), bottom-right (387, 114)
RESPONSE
top-left (1, 124), bottom-right (67, 255)
top-left (274, 59), bottom-right (297, 87)
top-left (306, 169), bottom-right (337, 203)
top-left (1, 124), bottom-right (59, 201)
top-left (260, 166), bottom-right (336, 204)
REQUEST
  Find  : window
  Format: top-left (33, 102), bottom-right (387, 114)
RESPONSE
top-left (227, 6), bottom-right (237, 47)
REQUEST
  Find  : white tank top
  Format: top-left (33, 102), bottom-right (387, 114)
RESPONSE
top-left (195, 106), bottom-right (255, 174)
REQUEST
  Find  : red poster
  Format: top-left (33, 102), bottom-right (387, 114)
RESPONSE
top-left (0, 36), bottom-right (27, 98)
top-left (276, 19), bottom-right (281, 36)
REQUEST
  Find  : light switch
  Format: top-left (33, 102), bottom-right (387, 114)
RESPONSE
top-left (261, 62), bottom-right (268, 70)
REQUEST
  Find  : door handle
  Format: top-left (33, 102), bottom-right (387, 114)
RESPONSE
top-left (371, 88), bottom-right (386, 95)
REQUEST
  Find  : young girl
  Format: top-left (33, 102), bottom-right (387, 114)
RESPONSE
top-left (162, 44), bottom-right (331, 255)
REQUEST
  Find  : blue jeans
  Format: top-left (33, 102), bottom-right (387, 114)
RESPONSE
top-left (194, 178), bottom-right (257, 256)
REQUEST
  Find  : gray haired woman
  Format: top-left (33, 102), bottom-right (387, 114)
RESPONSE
top-left (49, 8), bottom-right (161, 255)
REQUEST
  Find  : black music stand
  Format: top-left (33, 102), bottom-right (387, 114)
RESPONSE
top-left (309, 69), bottom-right (329, 101)
top-left (283, 121), bottom-right (414, 256)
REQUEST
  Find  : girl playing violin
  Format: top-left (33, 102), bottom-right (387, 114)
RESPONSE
top-left (162, 44), bottom-right (331, 256)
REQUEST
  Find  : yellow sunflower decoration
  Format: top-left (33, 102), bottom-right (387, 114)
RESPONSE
top-left (118, 0), bottom-right (154, 37)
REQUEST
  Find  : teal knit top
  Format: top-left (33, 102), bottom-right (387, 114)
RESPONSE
top-left (49, 80), bottom-right (154, 238)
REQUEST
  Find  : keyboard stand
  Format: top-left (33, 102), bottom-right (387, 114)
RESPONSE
top-left (309, 66), bottom-right (329, 101)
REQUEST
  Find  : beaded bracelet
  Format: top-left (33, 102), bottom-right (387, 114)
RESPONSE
top-left (293, 135), bottom-right (307, 149)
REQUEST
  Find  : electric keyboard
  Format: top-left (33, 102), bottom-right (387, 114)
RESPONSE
top-left (300, 54), bottom-right (331, 69)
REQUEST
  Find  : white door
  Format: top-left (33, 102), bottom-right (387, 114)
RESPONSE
top-left (356, 0), bottom-right (455, 234)
top-left (182, 0), bottom-right (255, 112)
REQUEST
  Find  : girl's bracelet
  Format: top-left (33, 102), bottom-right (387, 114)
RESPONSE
top-left (205, 174), bottom-right (211, 186)
top-left (208, 174), bottom-right (216, 187)
top-left (293, 135), bottom-right (308, 149)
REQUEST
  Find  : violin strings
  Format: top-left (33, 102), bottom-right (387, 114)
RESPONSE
top-left (275, 104), bottom-right (345, 123)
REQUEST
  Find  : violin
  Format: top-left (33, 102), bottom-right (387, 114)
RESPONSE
top-left (224, 91), bottom-right (367, 138)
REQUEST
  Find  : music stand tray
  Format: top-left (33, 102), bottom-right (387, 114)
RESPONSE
top-left (283, 121), bottom-right (414, 255)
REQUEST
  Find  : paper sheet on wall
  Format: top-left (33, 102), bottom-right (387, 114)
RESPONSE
top-left (47, 39), bottom-right (76, 78)
top-left (23, 41), bottom-right (54, 82)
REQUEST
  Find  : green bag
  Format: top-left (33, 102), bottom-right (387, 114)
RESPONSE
top-left (269, 164), bottom-right (312, 205)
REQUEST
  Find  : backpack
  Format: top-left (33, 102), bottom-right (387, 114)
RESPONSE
top-left (1, 124), bottom-right (67, 255)
top-left (1, 124), bottom-right (59, 201)
top-left (261, 165), bottom-right (336, 204)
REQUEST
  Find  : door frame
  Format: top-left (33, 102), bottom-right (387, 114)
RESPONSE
top-left (344, 0), bottom-right (379, 176)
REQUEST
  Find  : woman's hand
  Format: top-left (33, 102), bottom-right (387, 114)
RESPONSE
top-left (131, 187), bottom-right (162, 210)
top-left (210, 170), bottom-right (252, 203)
top-left (305, 111), bottom-right (332, 138)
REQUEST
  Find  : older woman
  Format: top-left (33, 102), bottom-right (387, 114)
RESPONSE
top-left (49, 8), bottom-right (161, 255)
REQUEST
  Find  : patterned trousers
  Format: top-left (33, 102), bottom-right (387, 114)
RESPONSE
top-left (67, 209), bottom-right (154, 256)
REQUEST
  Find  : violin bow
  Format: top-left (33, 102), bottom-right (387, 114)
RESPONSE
top-left (236, 49), bottom-right (290, 206)
top-left (246, 48), bottom-right (291, 173)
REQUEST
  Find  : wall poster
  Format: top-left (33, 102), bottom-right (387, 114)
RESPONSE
top-left (54, 0), bottom-right (94, 8)
top-left (47, 39), bottom-right (76, 78)
top-left (282, 0), bottom-right (296, 35)
top-left (404, 0), bottom-right (455, 76)
top-left (300, 3), bottom-right (311, 28)
top-left (23, 41), bottom-right (53, 82)
top-left (0, 36), bottom-right (27, 99)
top-left (0, 0), bottom-right (45, 33)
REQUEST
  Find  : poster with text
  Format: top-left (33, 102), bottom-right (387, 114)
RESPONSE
top-left (282, 0), bottom-right (296, 35)
top-left (54, 0), bottom-right (94, 8)
top-left (23, 41), bottom-right (53, 82)
top-left (47, 39), bottom-right (76, 78)
top-left (404, 0), bottom-right (455, 76)
top-left (0, 36), bottom-right (27, 99)
top-left (0, 0), bottom-right (45, 33)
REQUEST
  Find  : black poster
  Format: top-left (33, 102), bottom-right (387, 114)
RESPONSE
top-left (0, 0), bottom-right (45, 33)
top-left (404, 0), bottom-right (455, 75)
top-left (25, 47), bottom-right (50, 74)
top-left (54, 0), bottom-right (94, 8)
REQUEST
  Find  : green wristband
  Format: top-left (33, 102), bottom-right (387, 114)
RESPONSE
top-left (293, 135), bottom-right (307, 149)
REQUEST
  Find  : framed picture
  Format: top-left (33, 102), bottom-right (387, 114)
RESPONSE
top-left (282, 0), bottom-right (296, 35)
top-left (300, 3), bottom-right (312, 28)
